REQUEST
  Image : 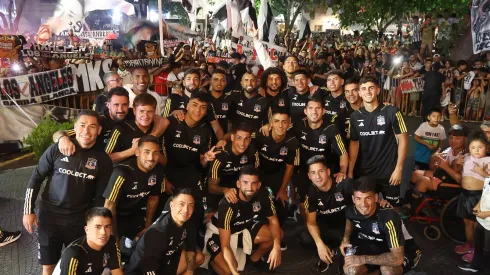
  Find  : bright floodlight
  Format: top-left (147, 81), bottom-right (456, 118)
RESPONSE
top-left (12, 63), bottom-right (21, 72)
top-left (113, 8), bottom-right (122, 25)
top-left (393, 56), bottom-right (403, 65)
top-left (149, 10), bottom-right (159, 22)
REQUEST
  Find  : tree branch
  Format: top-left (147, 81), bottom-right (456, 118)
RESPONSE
top-left (0, 12), bottom-right (9, 33)
top-left (7, 0), bottom-right (13, 32)
top-left (13, 0), bottom-right (26, 33)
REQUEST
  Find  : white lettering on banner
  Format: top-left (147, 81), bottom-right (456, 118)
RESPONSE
top-left (58, 168), bottom-right (95, 179)
top-left (123, 57), bottom-right (167, 68)
top-left (71, 59), bottom-right (112, 93)
top-left (0, 67), bottom-right (77, 106)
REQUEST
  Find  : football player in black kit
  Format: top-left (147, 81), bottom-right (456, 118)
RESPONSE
top-left (348, 76), bottom-right (408, 207)
top-left (287, 69), bottom-right (313, 125)
top-left (324, 70), bottom-right (348, 117)
top-left (226, 72), bottom-right (269, 138)
top-left (292, 94), bottom-right (348, 218)
top-left (23, 110), bottom-right (113, 275)
top-left (105, 93), bottom-right (160, 163)
top-left (103, 136), bottom-right (164, 245)
top-left (208, 70), bottom-right (230, 134)
top-left (53, 207), bottom-right (122, 275)
top-left (53, 87), bottom-right (169, 157)
top-left (124, 188), bottom-right (205, 275)
top-left (164, 68), bottom-right (225, 140)
top-left (208, 123), bottom-right (258, 212)
top-left (259, 67), bottom-right (289, 114)
top-left (255, 110), bottom-right (299, 228)
top-left (203, 166), bottom-right (282, 274)
top-left (341, 178), bottom-right (421, 275)
top-left (161, 92), bottom-right (221, 226)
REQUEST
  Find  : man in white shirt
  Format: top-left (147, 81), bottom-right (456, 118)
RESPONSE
top-left (117, 58), bottom-right (132, 85)
top-left (124, 67), bottom-right (165, 116)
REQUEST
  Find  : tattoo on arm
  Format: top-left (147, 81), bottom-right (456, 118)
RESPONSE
top-left (185, 251), bottom-right (197, 273)
top-left (343, 219), bottom-right (352, 243)
top-left (364, 246), bottom-right (404, 267)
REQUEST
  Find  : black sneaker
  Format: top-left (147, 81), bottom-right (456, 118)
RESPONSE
top-left (458, 261), bottom-right (479, 273)
top-left (0, 230), bottom-right (21, 247)
top-left (317, 259), bottom-right (329, 272)
top-left (280, 240), bottom-right (288, 251)
top-left (252, 259), bottom-right (273, 272)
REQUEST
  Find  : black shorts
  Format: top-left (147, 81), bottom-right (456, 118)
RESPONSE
top-left (206, 220), bottom-right (267, 261)
top-left (457, 189), bottom-right (482, 221)
top-left (413, 161), bottom-right (430, 172)
top-left (37, 214), bottom-right (85, 265)
top-left (411, 41), bottom-right (421, 51)
top-left (261, 171), bottom-right (284, 196)
top-left (293, 169), bottom-right (310, 203)
top-left (118, 212), bottom-right (146, 240)
top-left (318, 221), bottom-right (344, 248)
top-left (375, 178), bottom-right (401, 206)
top-left (433, 168), bottom-right (459, 185)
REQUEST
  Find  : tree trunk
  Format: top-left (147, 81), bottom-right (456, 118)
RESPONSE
top-left (12, 0), bottom-right (26, 34)
top-left (285, 0), bottom-right (306, 38)
top-left (379, 16), bottom-right (397, 39)
top-left (7, 0), bottom-right (13, 32)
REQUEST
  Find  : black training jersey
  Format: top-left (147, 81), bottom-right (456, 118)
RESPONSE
top-left (24, 139), bottom-right (113, 219)
top-left (103, 158), bottom-right (164, 216)
top-left (345, 204), bottom-right (405, 251)
top-left (349, 104), bottom-right (407, 179)
top-left (287, 87), bottom-right (310, 125)
top-left (226, 90), bottom-right (269, 132)
top-left (209, 92), bottom-right (231, 133)
top-left (208, 143), bottom-right (258, 188)
top-left (56, 235), bottom-right (120, 275)
top-left (292, 117), bottom-right (347, 170)
top-left (305, 178), bottom-right (353, 227)
top-left (255, 131), bottom-right (299, 174)
top-left (163, 92), bottom-right (217, 123)
top-left (124, 212), bottom-right (196, 275)
top-left (323, 92), bottom-right (348, 116)
top-left (162, 116), bottom-right (212, 193)
top-left (213, 188), bottom-right (276, 233)
top-left (105, 120), bottom-right (154, 155)
top-left (266, 90), bottom-right (290, 116)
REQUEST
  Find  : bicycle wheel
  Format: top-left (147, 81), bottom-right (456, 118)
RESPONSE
top-left (440, 196), bottom-right (466, 244)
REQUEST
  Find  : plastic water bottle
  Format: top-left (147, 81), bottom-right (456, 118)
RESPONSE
top-left (345, 245), bottom-right (357, 256)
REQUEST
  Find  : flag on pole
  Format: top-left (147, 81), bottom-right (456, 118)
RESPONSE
top-left (298, 10), bottom-right (311, 39)
top-left (257, 0), bottom-right (276, 42)
top-left (235, 0), bottom-right (257, 28)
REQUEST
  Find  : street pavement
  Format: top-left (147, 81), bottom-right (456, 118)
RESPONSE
top-left (1, 116), bottom-right (489, 275)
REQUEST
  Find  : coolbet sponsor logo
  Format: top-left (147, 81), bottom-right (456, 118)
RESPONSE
top-left (58, 168), bottom-right (94, 179)
top-left (359, 130), bottom-right (385, 136)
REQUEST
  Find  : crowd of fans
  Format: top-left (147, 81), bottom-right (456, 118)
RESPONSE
top-left (1, 11), bottom-right (490, 275)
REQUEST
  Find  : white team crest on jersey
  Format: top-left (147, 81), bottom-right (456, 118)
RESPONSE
top-left (278, 99), bottom-right (285, 106)
top-left (254, 104), bottom-right (261, 112)
top-left (85, 158), bottom-right (97, 170)
top-left (148, 174), bottom-right (156, 186)
top-left (340, 101), bottom-right (346, 108)
top-left (175, 130), bottom-right (182, 138)
top-left (372, 222), bottom-right (380, 234)
top-left (280, 147), bottom-right (288, 156)
top-left (334, 192), bottom-right (344, 202)
top-left (222, 102), bottom-right (229, 111)
top-left (319, 135), bottom-right (327, 144)
top-left (261, 145), bottom-right (267, 151)
top-left (253, 201), bottom-right (261, 212)
top-left (240, 155), bottom-right (248, 164)
top-left (377, 115), bottom-right (385, 126)
top-left (193, 135), bottom-right (201, 145)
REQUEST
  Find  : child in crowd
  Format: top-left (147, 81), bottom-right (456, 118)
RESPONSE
top-left (458, 172), bottom-right (490, 272)
top-left (455, 131), bottom-right (490, 263)
top-left (413, 108), bottom-right (446, 171)
top-left (465, 78), bottom-right (484, 121)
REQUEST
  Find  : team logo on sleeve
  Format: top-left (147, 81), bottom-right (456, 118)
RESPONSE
top-left (222, 102), bottom-right (229, 111)
top-left (193, 135), bottom-right (201, 145)
top-left (334, 192), bottom-right (344, 201)
top-left (252, 201), bottom-right (261, 212)
top-left (254, 104), bottom-right (261, 112)
top-left (278, 99), bottom-right (285, 106)
top-left (148, 174), bottom-right (157, 186)
top-left (319, 135), bottom-right (327, 144)
top-left (377, 115), bottom-right (385, 126)
top-left (85, 158), bottom-right (97, 170)
top-left (372, 222), bottom-right (380, 234)
top-left (279, 147), bottom-right (288, 156)
top-left (240, 155), bottom-right (248, 164)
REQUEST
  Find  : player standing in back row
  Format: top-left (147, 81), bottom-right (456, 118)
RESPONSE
top-left (348, 76), bottom-right (408, 207)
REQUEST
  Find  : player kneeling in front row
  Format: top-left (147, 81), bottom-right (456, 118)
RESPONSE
top-left (124, 188), bottom-right (204, 275)
top-left (53, 207), bottom-right (122, 275)
top-left (341, 177), bottom-right (421, 275)
top-left (202, 165), bottom-right (282, 275)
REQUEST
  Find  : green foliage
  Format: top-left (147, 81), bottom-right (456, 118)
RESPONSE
top-left (23, 116), bottom-right (73, 161)
top-left (149, 0), bottom-right (190, 25)
top-left (332, 0), bottom-right (470, 35)
top-left (270, 0), bottom-right (328, 35)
